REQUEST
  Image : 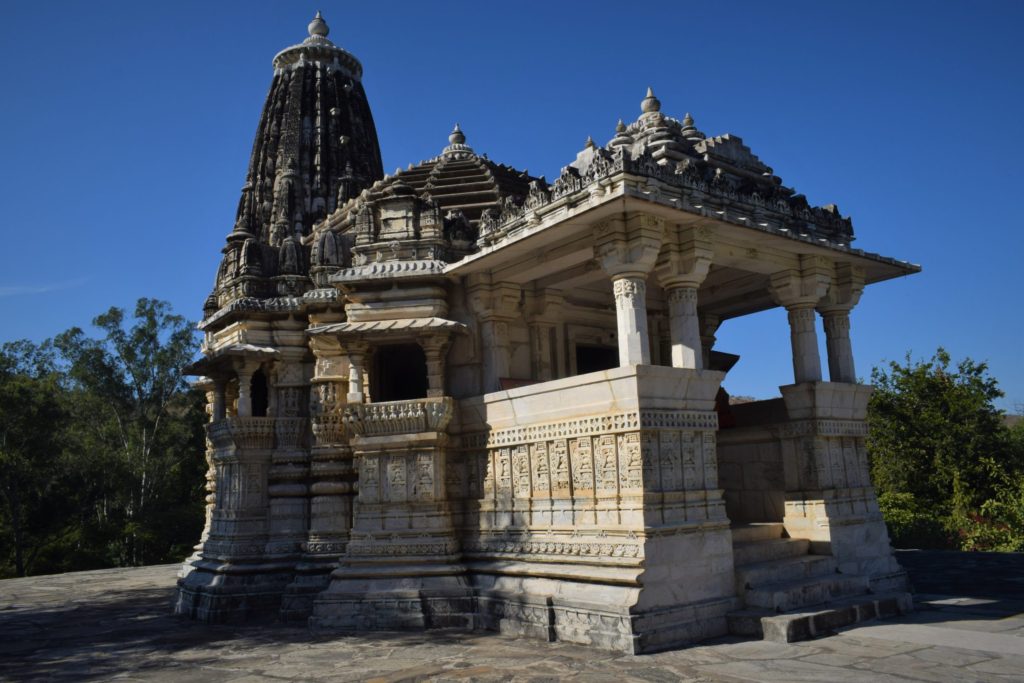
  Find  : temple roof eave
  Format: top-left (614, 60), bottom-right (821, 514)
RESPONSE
top-left (184, 344), bottom-right (281, 378)
top-left (308, 316), bottom-right (468, 340)
top-left (444, 175), bottom-right (920, 290)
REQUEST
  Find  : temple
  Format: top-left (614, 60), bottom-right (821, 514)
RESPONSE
top-left (175, 14), bottom-right (921, 653)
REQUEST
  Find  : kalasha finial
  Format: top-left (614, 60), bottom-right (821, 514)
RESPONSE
top-left (308, 11), bottom-right (329, 38)
top-left (641, 86), bottom-right (661, 114)
top-left (449, 123), bottom-right (466, 146)
top-left (616, 119), bottom-right (626, 133)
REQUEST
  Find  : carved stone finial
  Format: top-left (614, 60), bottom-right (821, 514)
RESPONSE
top-left (585, 135), bottom-right (595, 149)
top-left (449, 123), bottom-right (466, 146)
top-left (442, 123), bottom-right (475, 159)
top-left (641, 87), bottom-right (661, 114)
top-left (308, 11), bottom-right (329, 38)
top-left (616, 119), bottom-right (626, 133)
top-left (680, 112), bottom-right (704, 141)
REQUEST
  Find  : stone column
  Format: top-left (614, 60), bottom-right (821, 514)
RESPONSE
top-left (656, 225), bottom-right (712, 369)
top-left (663, 286), bottom-right (702, 369)
top-left (817, 264), bottom-right (865, 384)
top-left (346, 342), bottom-right (368, 403)
top-left (212, 378), bottom-right (227, 421)
top-left (525, 287), bottom-right (564, 381)
top-left (468, 274), bottom-right (522, 393)
top-left (421, 335), bottom-right (449, 398)
top-left (595, 212), bottom-right (664, 368)
top-left (235, 363), bottom-right (256, 417)
top-left (769, 261), bottom-right (831, 384)
top-left (612, 276), bottom-right (651, 365)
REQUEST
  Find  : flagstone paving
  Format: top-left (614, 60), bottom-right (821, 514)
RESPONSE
top-left (1, 551), bottom-right (1022, 682)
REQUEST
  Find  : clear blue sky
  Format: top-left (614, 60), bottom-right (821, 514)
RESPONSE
top-left (1, 1), bottom-right (1021, 409)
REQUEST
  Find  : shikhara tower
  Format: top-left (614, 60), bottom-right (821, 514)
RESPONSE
top-left (206, 12), bottom-right (383, 316)
top-left (176, 14), bottom-right (920, 653)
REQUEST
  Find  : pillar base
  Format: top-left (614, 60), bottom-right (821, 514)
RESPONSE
top-left (173, 558), bottom-right (295, 623)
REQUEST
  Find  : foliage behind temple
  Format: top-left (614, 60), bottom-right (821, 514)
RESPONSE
top-left (868, 349), bottom-right (1024, 552)
top-left (0, 299), bottom-right (206, 577)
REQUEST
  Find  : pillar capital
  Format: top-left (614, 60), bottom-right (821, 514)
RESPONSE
top-left (816, 262), bottom-right (865, 316)
top-left (594, 212), bottom-right (664, 278)
top-left (655, 225), bottom-right (714, 290)
top-left (770, 271), bottom-right (830, 310)
top-left (466, 273), bottom-right (521, 321)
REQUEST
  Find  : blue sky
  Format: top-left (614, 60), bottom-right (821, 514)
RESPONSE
top-left (1, 1), bottom-right (1021, 409)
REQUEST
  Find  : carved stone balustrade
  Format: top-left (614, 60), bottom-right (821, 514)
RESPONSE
top-left (343, 397), bottom-right (454, 436)
top-left (206, 417), bottom-right (278, 451)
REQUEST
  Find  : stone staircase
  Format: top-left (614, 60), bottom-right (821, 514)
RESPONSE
top-left (726, 523), bottom-right (912, 642)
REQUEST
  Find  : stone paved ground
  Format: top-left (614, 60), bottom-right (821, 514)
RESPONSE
top-left (1, 551), bottom-right (1022, 682)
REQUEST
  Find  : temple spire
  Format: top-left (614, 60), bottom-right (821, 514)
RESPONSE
top-left (205, 13), bottom-right (384, 317)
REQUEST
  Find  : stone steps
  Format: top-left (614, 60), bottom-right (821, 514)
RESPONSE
top-left (725, 523), bottom-right (912, 643)
top-left (744, 573), bottom-right (869, 612)
top-left (735, 554), bottom-right (838, 592)
top-left (726, 591), bottom-right (913, 642)
top-left (730, 522), bottom-right (786, 544)
top-left (732, 537), bottom-right (810, 566)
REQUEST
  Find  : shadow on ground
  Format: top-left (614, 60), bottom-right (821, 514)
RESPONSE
top-left (0, 553), bottom-right (1021, 682)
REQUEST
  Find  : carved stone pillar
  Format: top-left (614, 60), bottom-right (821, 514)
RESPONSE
top-left (817, 263), bottom-right (865, 384)
top-left (664, 287), bottom-right (703, 369)
top-left (656, 225), bottom-right (712, 370)
top-left (235, 363), bottom-right (256, 417)
top-left (769, 261), bottom-right (831, 384)
top-left (612, 276), bottom-right (651, 366)
top-left (468, 274), bottom-right (521, 392)
top-left (788, 306), bottom-right (822, 383)
top-left (421, 335), bottom-right (448, 398)
top-left (212, 378), bottom-right (227, 421)
top-left (595, 212), bottom-right (664, 368)
top-left (526, 287), bottom-right (564, 381)
top-left (346, 342), bottom-right (368, 403)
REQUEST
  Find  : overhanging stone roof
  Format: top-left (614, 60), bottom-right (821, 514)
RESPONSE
top-left (308, 317), bottom-right (467, 338)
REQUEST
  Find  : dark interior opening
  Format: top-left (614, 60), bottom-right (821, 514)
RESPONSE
top-left (575, 345), bottom-right (619, 375)
top-left (251, 369), bottom-right (269, 417)
top-left (372, 343), bottom-right (428, 401)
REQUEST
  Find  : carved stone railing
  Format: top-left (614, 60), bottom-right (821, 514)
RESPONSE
top-left (344, 397), bottom-right (454, 437)
top-left (206, 417), bottom-right (277, 450)
top-left (311, 412), bottom-right (347, 445)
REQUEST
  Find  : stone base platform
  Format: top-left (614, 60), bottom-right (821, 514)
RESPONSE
top-left (4, 553), bottom-right (1024, 681)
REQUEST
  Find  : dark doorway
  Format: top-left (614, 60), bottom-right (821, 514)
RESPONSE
top-left (251, 369), bottom-right (269, 417)
top-left (575, 345), bottom-right (618, 375)
top-left (372, 343), bottom-right (428, 401)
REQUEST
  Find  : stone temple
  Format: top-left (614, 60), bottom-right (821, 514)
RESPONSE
top-left (175, 14), bottom-right (921, 653)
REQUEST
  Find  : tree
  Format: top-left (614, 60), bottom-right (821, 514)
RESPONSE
top-left (0, 341), bottom-right (74, 576)
top-left (54, 298), bottom-right (206, 566)
top-left (868, 348), bottom-right (1024, 550)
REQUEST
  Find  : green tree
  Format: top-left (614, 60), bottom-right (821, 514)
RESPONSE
top-left (0, 340), bottom-right (74, 576)
top-left (868, 348), bottom-right (1024, 550)
top-left (54, 298), bottom-right (206, 566)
